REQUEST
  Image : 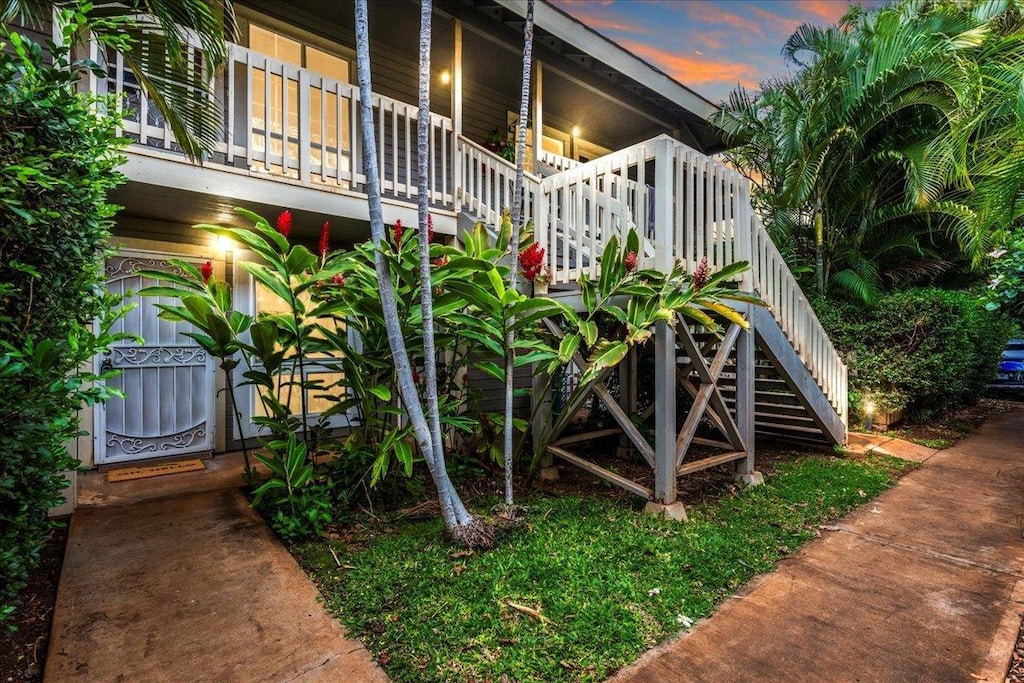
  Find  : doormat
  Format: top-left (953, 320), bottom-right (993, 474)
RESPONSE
top-left (107, 459), bottom-right (206, 483)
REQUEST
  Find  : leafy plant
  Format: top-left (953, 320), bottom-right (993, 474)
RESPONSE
top-left (715, 0), bottom-right (1024, 302)
top-left (0, 24), bottom-right (128, 626)
top-left (528, 231), bottom-right (758, 471)
top-left (816, 288), bottom-right (1017, 418)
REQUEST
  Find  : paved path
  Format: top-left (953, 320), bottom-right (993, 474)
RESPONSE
top-left (45, 488), bottom-right (388, 683)
top-left (612, 408), bottom-right (1024, 683)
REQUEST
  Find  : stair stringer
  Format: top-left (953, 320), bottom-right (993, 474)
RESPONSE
top-left (750, 305), bottom-right (846, 444)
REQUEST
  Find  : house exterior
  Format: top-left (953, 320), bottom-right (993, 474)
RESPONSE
top-left (37, 0), bottom-right (847, 508)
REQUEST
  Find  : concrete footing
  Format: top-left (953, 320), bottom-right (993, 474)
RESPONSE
top-left (734, 471), bottom-right (765, 488)
top-left (644, 501), bottom-right (688, 522)
top-left (538, 465), bottom-right (560, 481)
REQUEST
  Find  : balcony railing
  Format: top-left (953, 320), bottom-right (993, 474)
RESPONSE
top-left (94, 41), bottom-right (454, 208)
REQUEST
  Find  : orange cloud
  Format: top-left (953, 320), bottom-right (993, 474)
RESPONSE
top-left (792, 0), bottom-right (852, 23)
top-left (621, 39), bottom-right (759, 89)
top-left (684, 1), bottom-right (765, 38)
top-left (553, 1), bottom-right (647, 34)
top-left (749, 6), bottom-right (804, 35)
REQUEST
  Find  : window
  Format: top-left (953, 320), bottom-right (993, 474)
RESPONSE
top-left (247, 24), bottom-right (352, 184)
top-left (235, 257), bottom-right (357, 439)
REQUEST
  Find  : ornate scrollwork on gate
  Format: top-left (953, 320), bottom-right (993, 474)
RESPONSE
top-left (105, 256), bottom-right (187, 279)
top-left (106, 424), bottom-right (208, 456)
top-left (112, 346), bottom-right (208, 367)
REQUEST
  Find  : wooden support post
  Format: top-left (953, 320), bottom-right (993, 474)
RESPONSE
top-left (653, 319), bottom-right (677, 504)
top-left (532, 365), bottom-right (557, 480)
top-left (734, 304), bottom-right (762, 486)
top-left (616, 348), bottom-right (633, 459)
top-left (735, 307), bottom-right (754, 473)
top-left (533, 60), bottom-right (543, 174)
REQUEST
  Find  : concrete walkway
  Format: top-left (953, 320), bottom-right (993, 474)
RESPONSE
top-left (612, 408), bottom-right (1024, 683)
top-left (45, 488), bottom-right (388, 682)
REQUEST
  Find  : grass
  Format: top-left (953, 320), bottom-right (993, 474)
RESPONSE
top-left (910, 437), bottom-right (952, 449)
top-left (292, 454), bottom-right (914, 683)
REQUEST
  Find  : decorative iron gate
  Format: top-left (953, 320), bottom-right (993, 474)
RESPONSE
top-left (95, 253), bottom-right (215, 464)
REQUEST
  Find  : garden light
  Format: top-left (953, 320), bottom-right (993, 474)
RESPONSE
top-left (864, 399), bottom-right (876, 431)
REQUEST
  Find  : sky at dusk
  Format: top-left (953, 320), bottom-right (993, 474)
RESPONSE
top-left (551, 0), bottom-right (883, 103)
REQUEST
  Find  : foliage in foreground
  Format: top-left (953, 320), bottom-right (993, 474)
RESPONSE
top-left (145, 210), bottom-right (752, 542)
top-left (816, 288), bottom-right (1017, 418)
top-left (715, 0), bottom-right (1024, 303)
top-left (0, 28), bottom-right (127, 625)
top-left (293, 454), bottom-right (913, 683)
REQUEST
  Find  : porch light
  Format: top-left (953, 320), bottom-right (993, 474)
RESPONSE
top-left (439, 69), bottom-right (451, 85)
top-left (571, 125), bottom-right (580, 137)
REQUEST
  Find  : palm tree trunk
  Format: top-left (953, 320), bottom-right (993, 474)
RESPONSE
top-left (415, 0), bottom-right (449, 509)
top-left (814, 209), bottom-right (825, 295)
top-left (501, 0), bottom-right (535, 507)
top-left (354, 0), bottom-right (472, 532)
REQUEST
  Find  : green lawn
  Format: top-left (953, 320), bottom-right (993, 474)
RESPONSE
top-left (292, 454), bottom-right (914, 683)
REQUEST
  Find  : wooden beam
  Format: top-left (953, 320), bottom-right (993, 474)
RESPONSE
top-left (553, 427), bottom-right (621, 446)
top-left (548, 446), bottom-right (653, 499)
top-left (676, 451), bottom-right (747, 476)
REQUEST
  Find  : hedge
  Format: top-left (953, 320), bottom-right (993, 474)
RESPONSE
top-left (815, 288), bottom-right (1018, 421)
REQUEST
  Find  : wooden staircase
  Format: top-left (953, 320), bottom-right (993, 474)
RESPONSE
top-left (454, 134), bottom-right (848, 503)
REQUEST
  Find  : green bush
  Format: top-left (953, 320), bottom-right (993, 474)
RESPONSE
top-left (816, 288), bottom-right (1018, 420)
top-left (0, 27), bottom-right (127, 625)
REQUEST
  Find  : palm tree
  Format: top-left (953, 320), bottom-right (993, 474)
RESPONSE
top-left (715, 0), bottom-right (1024, 302)
top-left (501, 0), bottom-right (535, 508)
top-left (354, 0), bottom-right (488, 546)
top-left (3, 0), bottom-right (235, 161)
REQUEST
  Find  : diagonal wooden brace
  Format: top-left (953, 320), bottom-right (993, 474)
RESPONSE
top-left (674, 321), bottom-right (746, 467)
top-left (542, 318), bottom-right (655, 466)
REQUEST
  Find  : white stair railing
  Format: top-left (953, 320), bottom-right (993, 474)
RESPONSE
top-left (460, 134), bottom-right (847, 424)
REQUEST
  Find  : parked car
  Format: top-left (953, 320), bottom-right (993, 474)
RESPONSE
top-left (989, 339), bottom-right (1024, 394)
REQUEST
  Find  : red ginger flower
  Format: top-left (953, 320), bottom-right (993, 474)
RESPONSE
top-left (331, 273), bottom-right (345, 286)
top-left (624, 251), bottom-right (637, 273)
top-left (201, 260), bottom-right (213, 284)
top-left (431, 255), bottom-right (449, 268)
top-left (393, 219), bottom-right (404, 245)
top-left (276, 210), bottom-right (292, 238)
top-left (693, 256), bottom-right (711, 292)
top-left (519, 242), bottom-right (545, 281)
top-left (319, 221), bottom-right (330, 257)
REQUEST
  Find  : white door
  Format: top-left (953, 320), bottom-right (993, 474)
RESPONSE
top-left (96, 252), bottom-right (215, 465)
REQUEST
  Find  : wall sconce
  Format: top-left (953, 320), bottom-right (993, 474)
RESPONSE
top-left (864, 399), bottom-right (876, 431)
top-left (571, 125), bottom-right (581, 137)
top-left (439, 69), bottom-right (451, 85)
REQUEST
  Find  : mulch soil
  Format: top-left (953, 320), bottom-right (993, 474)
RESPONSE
top-left (0, 523), bottom-right (67, 683)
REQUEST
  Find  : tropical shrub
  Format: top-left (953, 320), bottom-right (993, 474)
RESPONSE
top-left (0, 27), bottom-right (128, 624)
top-left (985, 230), bottom-right (1024, 323)
top-left (715, 0), bottom-right (1024, 303)
top-left (816, 289), bottom-right (1017, 419)
top-left (146, 208), bottom-right (753, 539)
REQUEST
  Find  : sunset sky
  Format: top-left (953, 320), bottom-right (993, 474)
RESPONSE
top-left (551, 0), bottom-right (882, 103)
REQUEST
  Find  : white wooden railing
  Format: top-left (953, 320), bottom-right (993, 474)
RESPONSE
top-left (455, 136), bottom-right (542, 228)
top-left (538, 149), bottom-right (579, 173)
top-left (458, 135), bottom-right (847, 421)
top-left (93, 41), bottom-right (454, 206)
top-left (751, 215), bottom-right (849, 423)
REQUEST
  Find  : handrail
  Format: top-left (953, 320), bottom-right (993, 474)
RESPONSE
top-left (456, 135), bottom-right (543, 183)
